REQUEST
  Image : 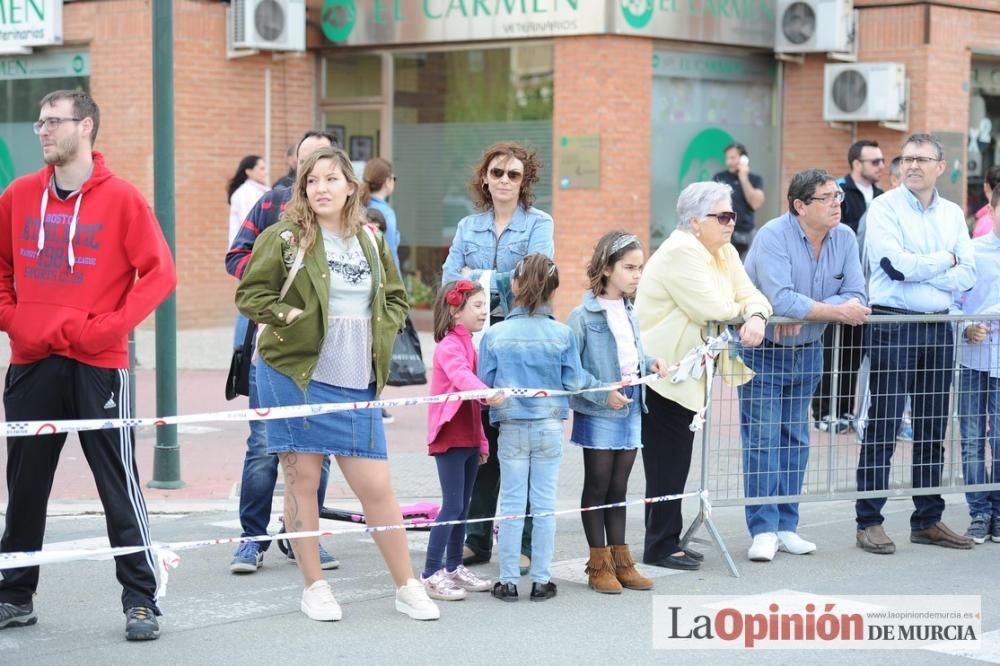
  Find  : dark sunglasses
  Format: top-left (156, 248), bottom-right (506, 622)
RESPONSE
top-left (705, 211), bottom-right (737, 226)
top-left (488, 167), bottom-right (523, 182)
top-left (861, 158), bottom-right (885, 166)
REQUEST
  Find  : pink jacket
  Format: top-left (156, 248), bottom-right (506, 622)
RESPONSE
top-left (427, 324), bottom-right (489, 455)
top-left (974, 204), bottom-right (994, 238)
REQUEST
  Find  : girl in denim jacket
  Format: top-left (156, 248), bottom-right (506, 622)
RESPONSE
top-left (478, 254), bottom-right (603, 603)
top-left (567, 232), bottom-right (669, 595)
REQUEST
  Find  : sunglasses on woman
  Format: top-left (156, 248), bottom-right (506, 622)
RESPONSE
top-left (705, 211), bottom-right (737, 226)
top-left (488, 167), bottom-right (523, 183)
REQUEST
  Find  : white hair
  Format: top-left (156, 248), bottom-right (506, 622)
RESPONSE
top-left (675, 181), bottom-right (733, 232)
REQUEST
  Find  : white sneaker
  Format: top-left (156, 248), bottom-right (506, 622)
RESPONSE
top-left (420, 569), bottom-right (467, 601)
top-left (395, 578), bottom-right (441, 620)
top-left (447, 565), bottom-right (492, 592)
top-left (300, 580), bottom-right (342, 621)
top-left (777, 531), bottom-right (817, 555)
top-left (747, 533), bottom-right (779, 562)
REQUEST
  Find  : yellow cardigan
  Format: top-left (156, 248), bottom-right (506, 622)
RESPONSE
top-left (635, 229), bottom-right (772, 412)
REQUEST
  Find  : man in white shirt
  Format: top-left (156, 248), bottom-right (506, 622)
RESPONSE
top-left (856, 133), bottom-right (976, 555)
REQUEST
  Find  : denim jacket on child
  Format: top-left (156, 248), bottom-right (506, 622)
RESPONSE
top-left (441, 207), bottom-right (554, 316)
top-left (478, 305), bottom-right (599, 425)
top-left (567, 292), bottom-right (655, 418)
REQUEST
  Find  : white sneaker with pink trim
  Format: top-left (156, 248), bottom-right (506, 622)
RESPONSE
top-left (447, 565), bottom-right (492, 592)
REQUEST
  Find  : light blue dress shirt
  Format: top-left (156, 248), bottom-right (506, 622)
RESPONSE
top-left (864, 186), bottom-right (976, 312)
top-left (367, 196), bottom-right (401, 270)
top-left (744, 212), bottom-right (867, 346)
top-left (955, 232), bottom-right (1000, 377)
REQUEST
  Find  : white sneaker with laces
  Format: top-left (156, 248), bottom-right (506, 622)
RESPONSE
top-left (447, 565), bottom-right (492, 592)
top-left (777, 531), bottom-right (817, 555)
top-left (301, 580), bottom-right (342, 621)
top-left (420, 569), bottom-right (467, 600)
top-left (396, 578), bottom-right (441, 620)
top-left (747, 532), bottom-right (779, 562)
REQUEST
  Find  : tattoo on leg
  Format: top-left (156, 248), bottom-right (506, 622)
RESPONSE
top-left (281, 453), bottom-right (302, 531)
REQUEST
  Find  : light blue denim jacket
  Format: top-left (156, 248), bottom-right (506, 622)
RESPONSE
top-left (441, 206), bottom-right (555, 315)
top-left (567, 292), bottom-right (655, 417)
top-left (478, 305), bottom-right (600, 425)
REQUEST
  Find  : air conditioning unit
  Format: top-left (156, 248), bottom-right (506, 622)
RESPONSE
top-left (823, 62), bottom-right (907, 122)
top-left (775, 0), bottom-right (854, 53)
top-left (229, 0), bottom-right (306, 52)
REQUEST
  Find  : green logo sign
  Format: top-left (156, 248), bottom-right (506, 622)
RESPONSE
top-left (72, 54), bottom-right (84, 74)
top-left (677, 127), bottom-right (735, 192)
top-left (321, 0), bottom-right (356, 44)
top-left (621, 0), bottom-right (654, 29)
top-left (0, 138), bottom-right (14, 192)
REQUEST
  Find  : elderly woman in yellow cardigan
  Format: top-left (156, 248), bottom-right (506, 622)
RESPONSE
top-left (635, 180), bottom-right (772, 570)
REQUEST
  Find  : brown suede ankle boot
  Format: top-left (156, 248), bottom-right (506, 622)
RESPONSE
top-left (585, 547), bottom-right (623, 594)
top-left (611, 544), bottom-right (654, 590)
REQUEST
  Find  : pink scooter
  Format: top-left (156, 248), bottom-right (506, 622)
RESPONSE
top-left (275, 502), bottom-right (441, 556)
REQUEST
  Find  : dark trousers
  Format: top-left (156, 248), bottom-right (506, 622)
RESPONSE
top-left (464, 409), bottom-right (532, 560)
top-left (641, 389), bottom-right (696, 562)
top-left (0, 356), bottom-right (159, 613)
top-left (812, 324), bottom-right (865, 420)
top-left (856, 319), bottom-right (953, 530)
top-left (423, 446), bottom-right (480, 576)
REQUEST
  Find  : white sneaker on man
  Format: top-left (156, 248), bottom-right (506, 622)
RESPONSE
top-left (748, 533), bottom-right (779, 562)
top-left (395, 578), bottom-right (441, 620)
top-left (777, 531), bottom-right (817, 555)
top-left (301, 580), bottom-right (342, 621)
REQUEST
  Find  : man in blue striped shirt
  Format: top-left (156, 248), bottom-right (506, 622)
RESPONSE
top-left (740, 169), bottom-right (869, 562)
top-left (856, 133), bottom-right (977, 555)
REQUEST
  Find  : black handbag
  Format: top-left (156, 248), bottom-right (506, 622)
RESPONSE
top-left (225, 321), bottom-right (256, 400)
top-left (387, 316), bottom-right (427, 387)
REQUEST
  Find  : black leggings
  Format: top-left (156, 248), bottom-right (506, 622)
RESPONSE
top-left (580, 448), bottom-right (638, 548)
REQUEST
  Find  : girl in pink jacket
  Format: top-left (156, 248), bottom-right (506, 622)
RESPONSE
top-left (421, 280), bottom-right (505, 600)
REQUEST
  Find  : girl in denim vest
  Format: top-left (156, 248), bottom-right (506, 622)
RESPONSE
top-left (478, 253), bottom-right (602, 602)
top-left (420, 280), bottom-right (505, 600)
top-left (567, 231), bottom-right (669, 594)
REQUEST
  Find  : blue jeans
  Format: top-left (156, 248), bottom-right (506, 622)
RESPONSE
top-left (497, 419), bottom-right (563, 585)
top-left (238, 363), bottom-right (331, 548)
top-left (739, 340), bottom-right (823, 536)
top-left (856, 319), bottom-right (953, 530)
top-left (958, 366), bottom-right (1000, 518)
top-left (423, 447), bottom-right (480, 577)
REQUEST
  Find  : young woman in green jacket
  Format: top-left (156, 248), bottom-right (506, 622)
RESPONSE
top-left (236, 147), bottom-right (439, 623)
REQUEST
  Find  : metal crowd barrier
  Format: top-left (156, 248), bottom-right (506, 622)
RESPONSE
top-left (679, 314), bottom-right (1000, 578)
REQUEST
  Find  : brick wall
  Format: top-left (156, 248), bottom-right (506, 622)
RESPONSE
top-left (551, 35), bottom-right (652, 321)
top-left (63, 0), bottom-right (315, 329)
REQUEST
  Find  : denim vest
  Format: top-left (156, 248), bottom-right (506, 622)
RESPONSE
top-left (477, 305), bottom-right (598, 425)
top-left (567, 292), bottom-right (652, 418)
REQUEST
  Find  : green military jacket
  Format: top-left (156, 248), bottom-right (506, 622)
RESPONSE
top-left (235, 220), bottom-right (409, 393)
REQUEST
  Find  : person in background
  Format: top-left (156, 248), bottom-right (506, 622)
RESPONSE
top-left (712, 143), bottom-right (765, 258)
top-left (273, 144), bottom-right (297, 190)
top-left (972, 165), bottom-right (1000, 238)
top-left (227, 154), bottom-right (269, 248)
top-left (635, 181), bottom-right (771, 571)
top-left (366, 207), bottom-right (387, 234)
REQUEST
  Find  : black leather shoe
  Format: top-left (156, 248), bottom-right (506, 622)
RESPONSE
top-left (648, 553), bottom-right (701, 571)
top-left (682, 547), bottom-right (704, 562)
top-left (530, 582), bottom-right (557, 601)
top-left (491, 582), bottom-right (518, 602)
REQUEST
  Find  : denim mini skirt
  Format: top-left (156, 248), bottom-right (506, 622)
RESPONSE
top-left (571, 385), bottom-right (642, 450)
top-left (255, 359), bottom-right (387, 460)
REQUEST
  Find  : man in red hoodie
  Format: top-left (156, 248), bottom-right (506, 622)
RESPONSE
top-left (0, 91), bottom-right (177, 641)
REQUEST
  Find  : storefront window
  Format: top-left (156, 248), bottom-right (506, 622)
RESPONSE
top-left (649, 50), bottom-right (778, 247)
top-left (392, 44), bottom-right (553, 289)
top-left (324, 54), bottom-right (382, 98)
top-left (1, 52), bottom-right (90, 192)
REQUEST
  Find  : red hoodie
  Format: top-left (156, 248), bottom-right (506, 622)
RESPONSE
top-left (0, 152), bottom-right (177, 368)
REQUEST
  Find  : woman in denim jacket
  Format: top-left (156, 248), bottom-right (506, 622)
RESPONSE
top-left (478, 254), bottom-right (602, 602)
top-left (567, 231), bottom-right (669, 595)
top-left (441, 142), bottom-right (555, 570)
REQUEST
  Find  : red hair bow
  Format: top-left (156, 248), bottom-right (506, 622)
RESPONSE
top-left (445, 280), bottom-right (475, 306)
